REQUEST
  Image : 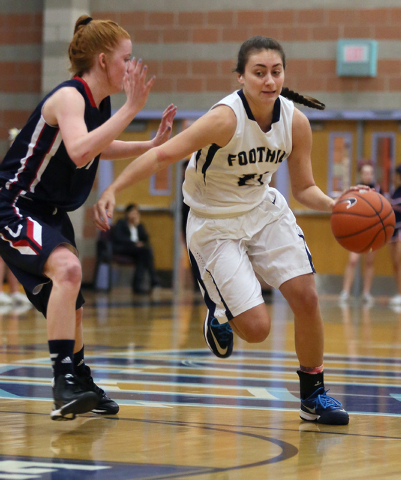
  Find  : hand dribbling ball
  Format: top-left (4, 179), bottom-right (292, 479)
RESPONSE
top-left (330, 190), bottom-right (395, 253)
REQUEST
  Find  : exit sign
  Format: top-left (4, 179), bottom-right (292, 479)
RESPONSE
top-left (344, 45), bottom-right (368, 62)
top-left (337, 39), bottom-right (378, 77)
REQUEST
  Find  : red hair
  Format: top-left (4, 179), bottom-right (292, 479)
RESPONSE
top-left (68, 15), bottom-right (130, 77)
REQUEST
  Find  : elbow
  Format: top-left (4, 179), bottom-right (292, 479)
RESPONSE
top-left (154, 146), bottom-right (174, 169)
top-left (292, 183), bottom-right (316, 203)
top-left (292, 189), bottom-right (303, 204)
top-left (70, 151), bottom-right (95, 168)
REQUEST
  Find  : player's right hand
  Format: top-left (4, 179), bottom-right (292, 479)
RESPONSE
top-left (93, 188), bottom-right (116, 231)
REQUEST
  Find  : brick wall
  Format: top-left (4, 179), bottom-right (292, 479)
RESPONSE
top-left (3, 3), bottom-right (401, 151)
top-left (90, 4), bottom-right (401, 112)
top-left (0, 8), bottom-right (43, 157)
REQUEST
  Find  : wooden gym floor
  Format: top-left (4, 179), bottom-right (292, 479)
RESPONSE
top-left (0, 285), bottom-right (400, 479)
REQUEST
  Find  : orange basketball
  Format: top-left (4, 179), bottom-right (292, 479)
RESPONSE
top-left (331, 190), bottom-right (395, 253)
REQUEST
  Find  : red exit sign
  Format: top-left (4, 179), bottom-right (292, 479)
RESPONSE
top-left (344, 45), bottom-right (368, 63)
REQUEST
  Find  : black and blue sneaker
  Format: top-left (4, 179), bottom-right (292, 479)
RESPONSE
top-left (300, 387), bottom-right (349, 425)
top-left (203, 315), bottom-right (233, 359)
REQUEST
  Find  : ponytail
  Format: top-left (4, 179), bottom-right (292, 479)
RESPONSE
top-left (281, 87), bottom-right (325, 111)
top-left (68, 15), bottom-right (130, 77)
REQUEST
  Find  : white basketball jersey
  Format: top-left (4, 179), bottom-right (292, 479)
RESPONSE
top-left (183, 90), bottom-right (294, 218)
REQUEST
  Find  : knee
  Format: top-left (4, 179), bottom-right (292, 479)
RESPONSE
top-left (348, 258), bottom-right (358, 268)
top-left (365, 258), bottom-right (375, 268)
top-left (300, 287), bottom-right (320, 314)
top-left (247, 324), bottom-right (270, 343)
top-left (58, 261), bottom-right (82, 287)
top-left (241, 318), bottom-right (271, 343)
top-left (289, 284), bottom-right (319, 315)
top-left (46, 249), bottom-right (82, 288)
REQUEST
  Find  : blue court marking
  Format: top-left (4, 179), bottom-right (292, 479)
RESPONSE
top-left (159, 348), bottom-right (401, 365)
top-left (16, 355), bottom-right (401, 380)
top-left (2, 349), bottom-right (401, 416)
top-left (0, 455), bottom-right (211, 480)
top-left (0, 370), bottom-right (401, 415)
top-left (0, 365), bottom-right (401, 393)
top-left (0, 423), bottom-right (298, 479)
top-left (11, 346), bottom-right (401, 367)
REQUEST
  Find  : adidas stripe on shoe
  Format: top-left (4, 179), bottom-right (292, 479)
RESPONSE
top-left (300, 387), bottom-right (349, 425)
top-left (203, 315), bottom-right (233, 359)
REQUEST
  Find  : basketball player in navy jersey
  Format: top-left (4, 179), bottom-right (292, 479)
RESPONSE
top-left (94, 36), bottom-right (367, 425)
top-left (0, 15), bottom-right (176, 420)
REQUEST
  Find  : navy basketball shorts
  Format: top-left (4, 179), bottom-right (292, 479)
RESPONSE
top-left (186, 189), bottom-right (315, 324)
top-left (0, 197), bottom-right (84, 317)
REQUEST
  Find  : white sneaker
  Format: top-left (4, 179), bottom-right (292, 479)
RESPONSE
top-left (389, 294), bottom-right (401, 306)
top-left (0, 292), bottom-right (12, 305)
top-left (0, 305), bottom-right (12, 314)
top-left (362, 293), bottom-right (374, 304)
top-left (11, 304), bottom-right (32, 315)
top-left (339, 291), bottom-right (349, 302)
top-left (9, 291), bottom-right (31, 305)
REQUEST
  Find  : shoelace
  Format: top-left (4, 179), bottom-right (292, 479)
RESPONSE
top-left (211, 320), bottom-right (232, 343)
top-left (315, 389), bottom-right (343, 409)
top-left (84, 375), bottom-right (105, 397)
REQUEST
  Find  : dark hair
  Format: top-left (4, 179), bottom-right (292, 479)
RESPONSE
top-left (235, 36), bottom-right (325, 111)
top-left (68, 14), bottom-right (130, 77)
top-left (125, 203), bottom-right (139, 214)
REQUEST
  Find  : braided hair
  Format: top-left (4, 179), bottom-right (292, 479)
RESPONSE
top-left (235, 36), bottom-right (325, 111)
top-left (281, 87), bottom-right (325, 111)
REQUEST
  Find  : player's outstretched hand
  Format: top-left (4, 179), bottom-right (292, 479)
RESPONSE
top-left (93, 188), bottom-right (115, 231)
top-left (124, 58), bottom-right (156, 116)
top-left (152, 104), bottom-right (177, 147)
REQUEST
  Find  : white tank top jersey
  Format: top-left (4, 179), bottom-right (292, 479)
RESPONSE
top-left (183, 90), bottom-right (295, 218)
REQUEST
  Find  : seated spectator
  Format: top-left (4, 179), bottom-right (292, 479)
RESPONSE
top-left (111, 204), bottom-right (160, 294)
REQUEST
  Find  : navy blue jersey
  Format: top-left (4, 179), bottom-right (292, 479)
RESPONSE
top-left (0, 76), bottom-right (111, 212)
top-left (391, 186), bottom-right (401, 230)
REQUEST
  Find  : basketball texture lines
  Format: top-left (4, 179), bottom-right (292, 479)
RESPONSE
top-left (331, 190), bottom-right (395, 253)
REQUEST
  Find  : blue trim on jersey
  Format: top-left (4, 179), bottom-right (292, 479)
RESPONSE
top-left (202, 143), bottom-right (222, 183)
top-left (195, 149), bottom-right (202, 172)
top-left (272, 96), bottom-right (281, 124)
top-left (237, 90), bottom-right (256, 121)
top-left (237, 89), bottom-right (281, 125)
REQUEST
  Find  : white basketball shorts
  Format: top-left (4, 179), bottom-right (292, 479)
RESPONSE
top-left (186, 188), bottom-right (315, 323)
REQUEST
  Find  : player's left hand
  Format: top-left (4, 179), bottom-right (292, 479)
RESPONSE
top-left (151, 104), bottom-right (177, 147)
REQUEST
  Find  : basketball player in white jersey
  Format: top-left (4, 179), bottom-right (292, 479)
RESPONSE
top-left (95, 36), bottom-right (367, 425)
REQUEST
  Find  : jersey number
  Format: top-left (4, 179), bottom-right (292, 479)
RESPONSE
top-left (238, 172), bottom-right (268, 187)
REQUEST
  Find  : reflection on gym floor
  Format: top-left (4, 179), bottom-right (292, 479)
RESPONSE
top-left (0, 287), bottom-right (400, 479)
